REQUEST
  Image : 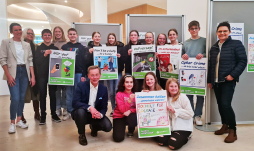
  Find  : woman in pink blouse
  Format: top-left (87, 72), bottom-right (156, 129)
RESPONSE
top-left (113, 75), bottom-right (138, 142)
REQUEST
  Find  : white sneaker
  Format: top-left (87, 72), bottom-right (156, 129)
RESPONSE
top-left (194, 116), bottom-right (203, 126)
top-left (62, 108), bottom-right (68, 116)
top-left (16, 120), bottom-right (28, 129)
top-left (62, 113), bottom-right (71, 121)
top-left (56, 109), bottom-right (62, 116)
top-left (8, 123), bottom-right (16, 134)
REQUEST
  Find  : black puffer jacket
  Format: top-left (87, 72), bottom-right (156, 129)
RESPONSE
top-left (106, 41), bottom-right (125, 73)
top-left (207, 36), bottom-right (247, 85)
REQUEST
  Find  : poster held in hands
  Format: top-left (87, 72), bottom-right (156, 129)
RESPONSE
top-left (179, 58), bottom-right (207, 96)
top-left (93, 46), bottom-right (118, 80)
top-left (157, 45), bottom-right (182, 79)
top-left (136, 90), bottom-right (171, 138)
top-left (132, 45), bottom-right (156, 79)
top-left (48, 50), bottom-right (76, 85)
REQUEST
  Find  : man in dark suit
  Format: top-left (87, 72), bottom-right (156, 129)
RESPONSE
top-left (72, 66), bottom-right (112, 146)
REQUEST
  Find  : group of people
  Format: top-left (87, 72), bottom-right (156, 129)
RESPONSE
top-left (0, 19), bottom-right (246, 150)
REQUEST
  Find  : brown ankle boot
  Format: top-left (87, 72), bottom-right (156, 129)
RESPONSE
top-left (21, 113), bottom-right (27, 123)
top-left (214, 124), bottom-right (229, 135)
top-left (33, 100), bottom-right (40, 121)
top-left (224, 129), bottom-right (237, 143)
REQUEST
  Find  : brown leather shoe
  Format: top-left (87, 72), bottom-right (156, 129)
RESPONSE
top-left (33, 100), bottom-right (41, 121)
top-left (21, 113), bottom-right (27, 123)
top-left (224, 129), bottom-right (237, 143)
top-left (214, 124), bottom-right (229, 135)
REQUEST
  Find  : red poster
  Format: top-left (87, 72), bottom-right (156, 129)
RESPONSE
top-left (158, 54), bottom-right (170, 72)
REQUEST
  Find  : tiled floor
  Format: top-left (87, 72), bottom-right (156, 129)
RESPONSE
top-left (0, 95), bottom-right (254, 151)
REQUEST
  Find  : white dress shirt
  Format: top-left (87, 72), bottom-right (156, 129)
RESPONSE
top-left (14, 41), bottom-right (25, 64)
top-left (88, 82), bottom-right (103, 118)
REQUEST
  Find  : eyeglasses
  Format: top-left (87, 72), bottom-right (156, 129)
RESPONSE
top-left (124, 75), bottom-right (132, 78)
top-left (217, 30), bottom-right (229, 34)
top-left (27, 33), bottom-right (34, 36)
top-left (190, 28), bottom-right (199, 31)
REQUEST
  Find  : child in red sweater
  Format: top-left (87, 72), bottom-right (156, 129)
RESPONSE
top-left (113, 75), bottom-right (138, 142)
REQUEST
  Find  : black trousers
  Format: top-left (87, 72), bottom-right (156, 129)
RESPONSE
top-left (155, 131), bottom-right (191, 150)
top-left (38, 78), bottom-right (57, 117)
top-left (160, 78), bottom-right (167, 90)
top-left (137, 79), bottom-right (144, 92)
top-left (214, 81), bottom-right (236, 130)
top-left (113, 113), bottom-right (137, 142)
top-left (73, 108), bottom-right (112, 135)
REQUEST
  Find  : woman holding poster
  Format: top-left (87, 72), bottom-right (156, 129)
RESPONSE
top-left (155, 78), bottom-right (193, 150)
top-left (113, 75), bottom-right (138, 142)
top-left (106, 33), bottom-right (125, 116)
top-left (207, 22), bottom-right (247, 143)
top-left (87, 31), bottom-right (102, 68)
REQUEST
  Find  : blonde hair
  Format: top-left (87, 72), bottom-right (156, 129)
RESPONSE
top-left (52, 26), bottom-right (66, 42)
top-left (87, 65), bottom-right (101, 74)
top-left (22, 28), bottom-right (35, 44)
top-left (165, 78), bottom-right (181, 102)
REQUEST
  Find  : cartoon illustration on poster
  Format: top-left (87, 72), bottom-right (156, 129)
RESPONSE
top-left (157, 45), bottom-right (182, 79)
top-left (247, 34), bottom-right (254, 72)
top-left (179, 58), bottom-right (207, 96)
top-left (132, 45), bottom-right (156, 79)
top-left (93, 46), bottom-right (118, 80)
top-left (48, 50), bottom-right (76, 85)
top-left (135, 90), bottom-right (171, 138)
top-left (79, 35), bottom-right (92, 46)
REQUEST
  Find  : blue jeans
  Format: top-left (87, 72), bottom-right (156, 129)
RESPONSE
top-left (8, 66), bottom-right (29, 120)
top-left (66, 73), bottom-right (83, 113)
top-left (187, 95), bottom-right (204, 117)
top-left (56, 85), bottom-right (67, 110)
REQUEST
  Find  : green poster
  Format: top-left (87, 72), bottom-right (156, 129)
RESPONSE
top-left (48, 50), bottom-right (75, 85)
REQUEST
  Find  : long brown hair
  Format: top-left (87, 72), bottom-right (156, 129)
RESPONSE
top-left (52, 26), bottom-right (66, 42)
top-left (142, 72), bottom-right (162, 91)
top-left (117, 75), bottom-right (138, 93)
top-left (128, 30), bottom-right (139, 46)
top-left (165, 78), bottom-right (180, 102)
top-left (106, 33), bottom-right (119, 46)
top-left (156, 33), bottom-right (167, 46)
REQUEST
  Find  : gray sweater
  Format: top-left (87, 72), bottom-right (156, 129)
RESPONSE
top-left (183, 37), bottom-right (206, 57)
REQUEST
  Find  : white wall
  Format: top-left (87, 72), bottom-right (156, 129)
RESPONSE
top-left (167, 0), bottom-right (208, 40)
top-left (0, 0), bottom-right (10, 95)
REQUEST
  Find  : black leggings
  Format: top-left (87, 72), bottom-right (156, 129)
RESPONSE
top-left (155, 131), bottom-right (191, 150)
top-left (113, 113), bottom-right (137, 142)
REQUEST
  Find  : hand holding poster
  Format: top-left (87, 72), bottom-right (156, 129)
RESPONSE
top-left (247, 34), bottom-right (254, 72)
top-left (132, 45), bottom-right (156, 79)
top-left (93, 46), bottom-right (118, 80)
top-left (136, 90), bottom-right (171, 138)
top-left (157, 45), bottom-right (182, 79)
top-left (179, 58), bottom-right (207, 96)
top-left (48, 50), bottom-right (76, 85)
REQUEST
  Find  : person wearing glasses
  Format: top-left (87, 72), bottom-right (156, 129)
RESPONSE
top-left (182, 20), bottom-right (206, 126)
top-left (0, 23), bottom-right (35, 134)
top-left (72, 66), bottom-right (112, 146)
top-left (22, 28), bottom-right (40, 122)
top-left (207, 21), bottom-right (247, 143)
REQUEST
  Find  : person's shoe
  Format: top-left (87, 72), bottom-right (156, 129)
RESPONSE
top-left (127, 132), bottom-right (134, 137)
top-left (39, 116), bottom-right (46, 125)
top-left (110, 112), bottom-right (113, 117)
top-left (224, 129), bottom-right (237, 143)
top-left (56, 109), bottom-right (62, 116)
top-left (62, 108), bottom-right (68, 116)
top-left (33, 100), bottom-right (40, 121)
top-left (90, 125), bottom-right (97, 137)
top-left (52, 115), bottom-right (61, 123)
top-left (194, 116), bottom-right (203, 126)
top-left (16, 120), bottom-right (28, 129)
top-left (21, 113), bottom-right (27, 123)
top-left (214, 124), bottom-right (229, 135)
top-left (8, 123), bottom-right (16, 134)
top-left (79, 134), bottom-right (88, 146)
top-left (62, 113), bottom-right (71, 121)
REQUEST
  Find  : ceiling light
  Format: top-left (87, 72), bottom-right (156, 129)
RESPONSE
top-left (65, 1), bottom-right (67, 3)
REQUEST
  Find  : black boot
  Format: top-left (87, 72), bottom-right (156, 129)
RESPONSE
top-left (79, 134), bottom-right (88, 146)
top-left (33, 100), bottom-right (40, 121)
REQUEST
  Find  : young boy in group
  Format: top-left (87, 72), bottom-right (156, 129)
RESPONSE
top-left (182, 20), bottom-right (206, 126)
top-left (35, 29), bottom-right (61, 125)
top-left (60, 28), bottom-right (87, 120)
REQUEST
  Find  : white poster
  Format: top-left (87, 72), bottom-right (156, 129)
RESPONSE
top-left (79, 36), bottom-right (92, 46)
top-left (138, 32), bottom-right (155, 40)
top-left (247, 34), bottom-right (254, 72)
